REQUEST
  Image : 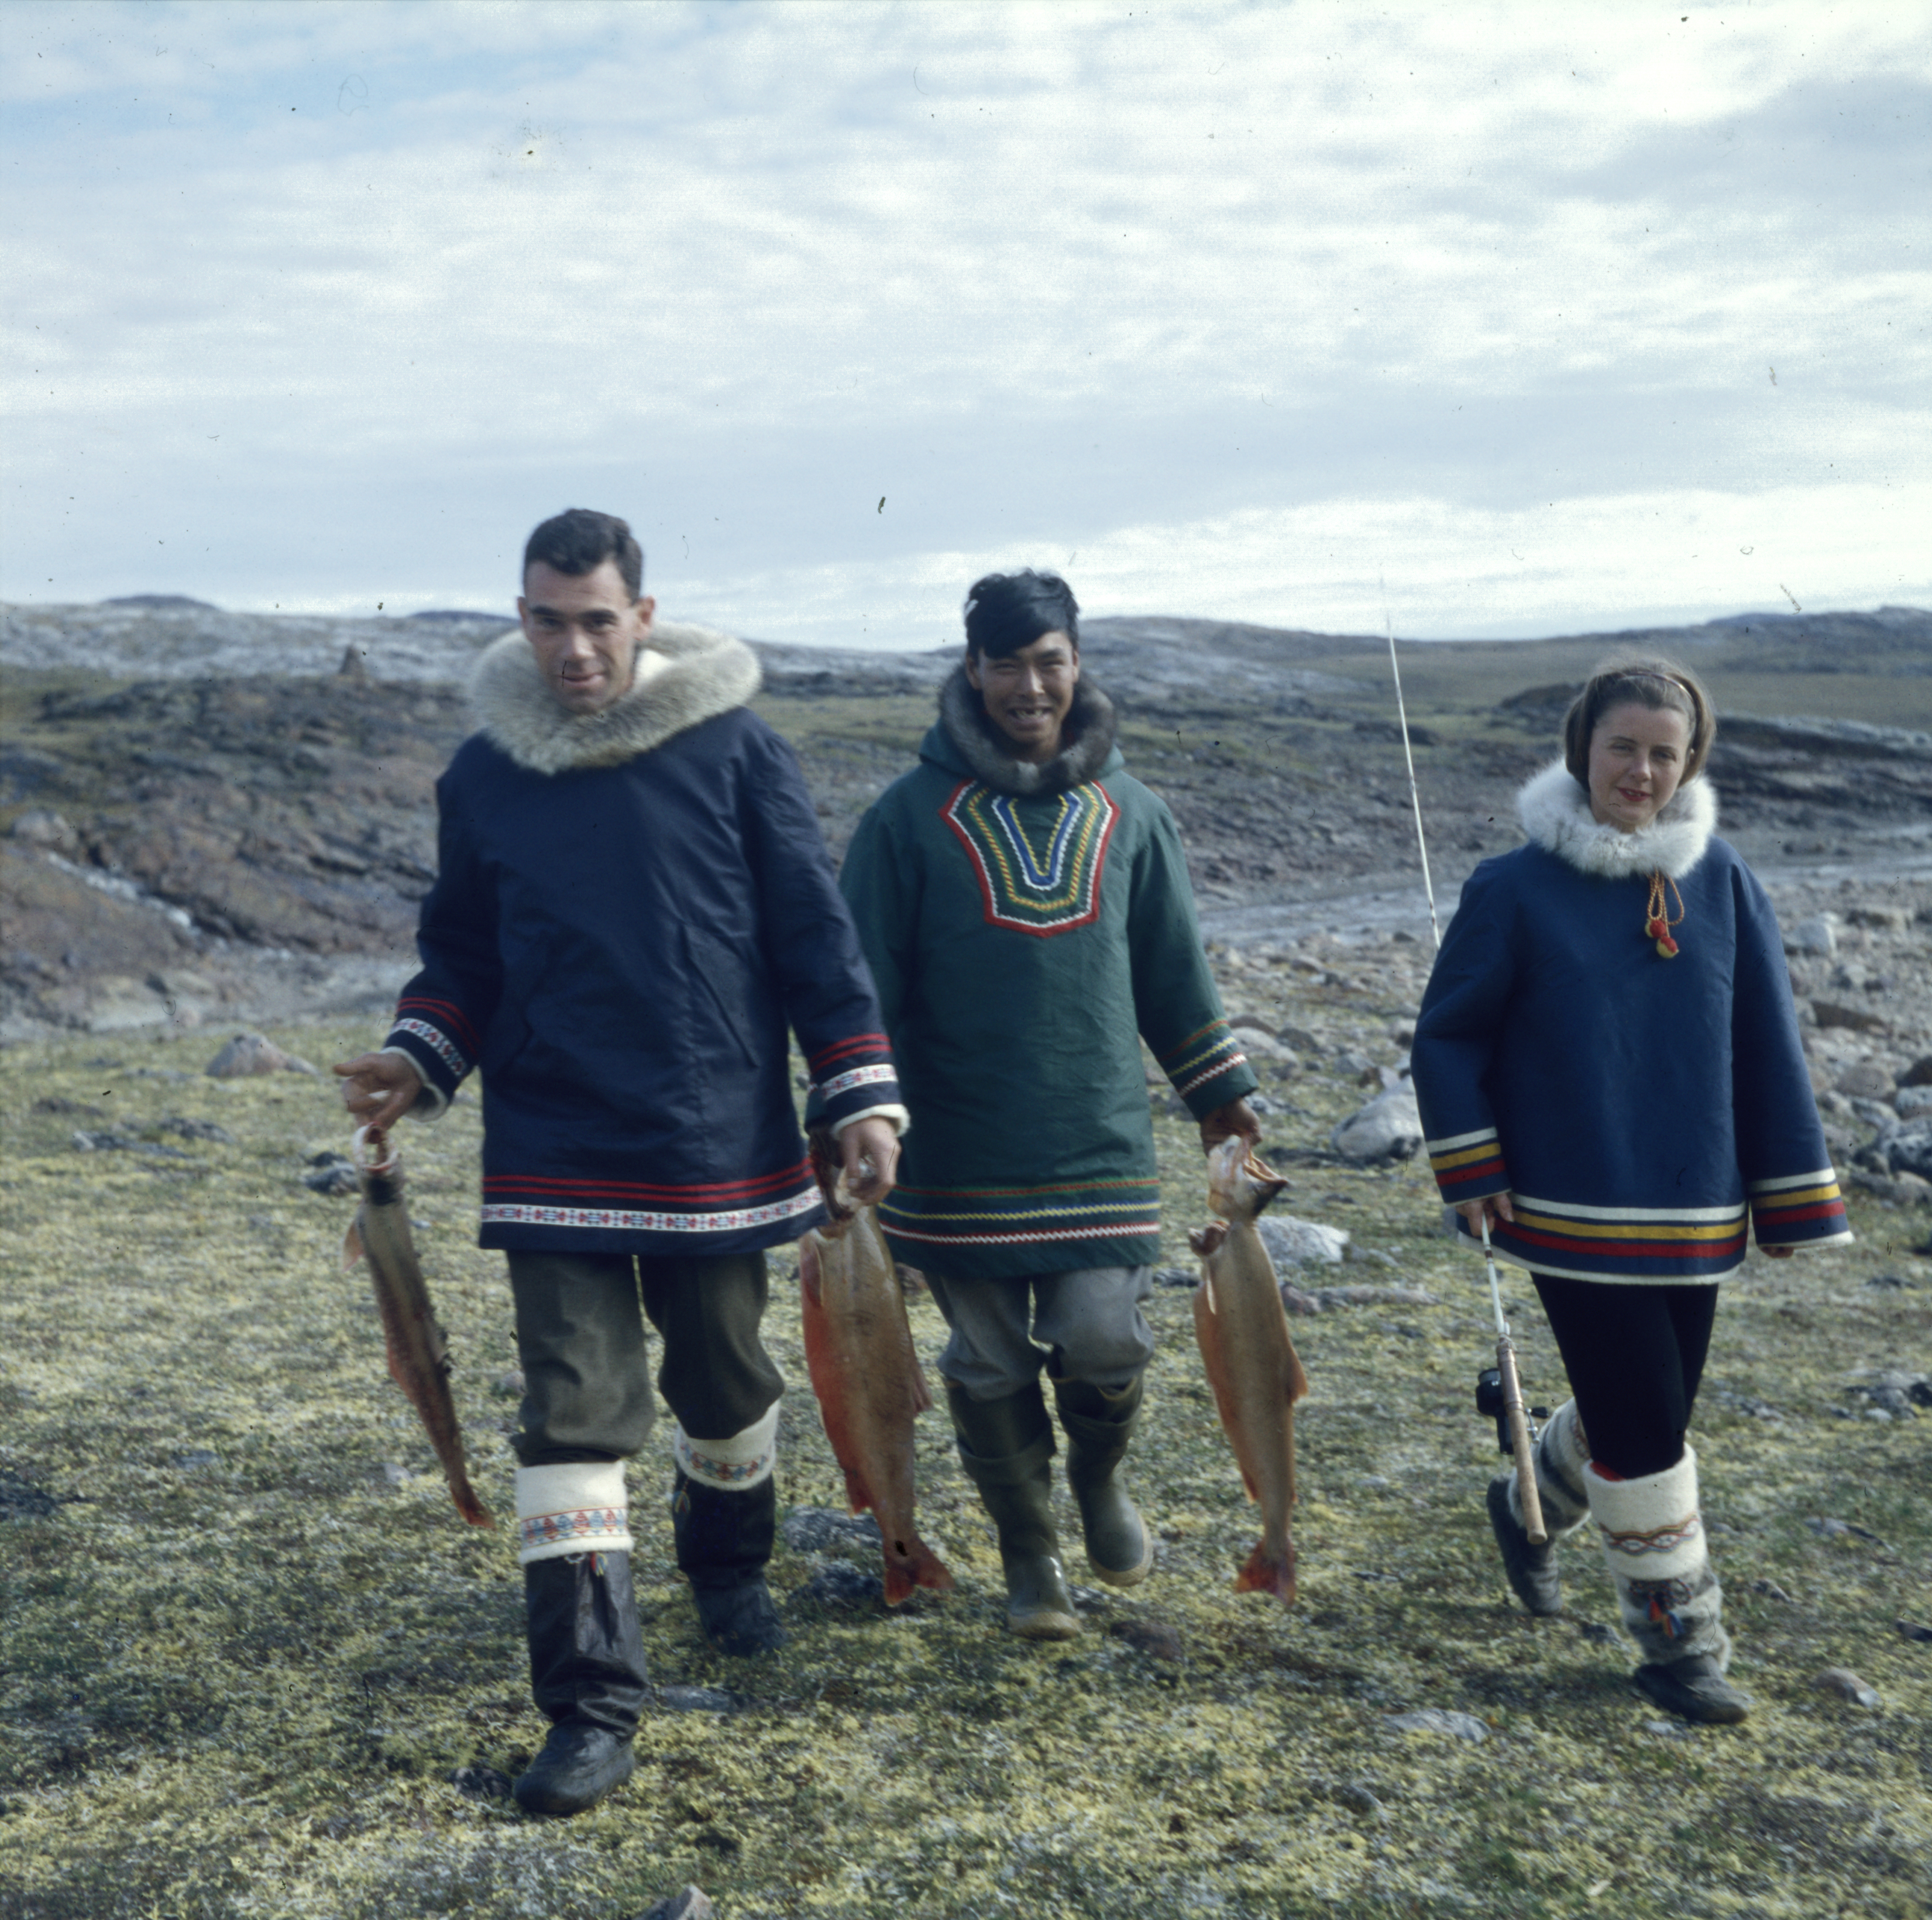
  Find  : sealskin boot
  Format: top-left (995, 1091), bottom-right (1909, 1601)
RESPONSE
top-left (1632, 1652), bottom-right (1751, 1725)
top-left (1486, 1476), bottom-right (1562, 1617)
top-left (1053, 1375), bottom-right (1155, 1588)
top-left (514, 1550), bottom-right (648, 1817)
top-left (946, 1382), bottom-right (1080, 1641)
top-left (671, 1471), bottom-right (787, 1656)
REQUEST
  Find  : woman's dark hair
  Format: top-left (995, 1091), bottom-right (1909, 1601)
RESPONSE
top-left (962, 570), bottom-right (1079, 659)
top-left (522, 508), bottom-right (644, 601)
top-left (1561, 655), bottom-right (1715, 786)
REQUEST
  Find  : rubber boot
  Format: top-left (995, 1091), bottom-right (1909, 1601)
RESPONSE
top-left (1052, 1374), bottom-right (1154, 1588)
top-left (946, 1382), bottom-right (1080, 1640)
top-left (1487, 1398), bottom-right (1592, 1618)
top-left (513, 1550), bottom-right (648, 1816)
top-left (671, 1471), bottom-right (786, 1656)
top-left (1586, 1447), bottom-right (1749, 1726)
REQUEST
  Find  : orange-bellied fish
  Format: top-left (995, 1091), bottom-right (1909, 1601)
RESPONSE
top-left (798, 1137), bottom-right (953, 1606)
top-left (1188, 1137), bottom-right (1307, 1604)
top-left (343, 1125), bottom-right (493, 1529)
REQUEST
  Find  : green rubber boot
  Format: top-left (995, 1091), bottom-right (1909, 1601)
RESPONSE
top-left (946, 1382), bottom-right (1080, 1641)
top-left (1053, 1375), bottom-right (1155, 1588)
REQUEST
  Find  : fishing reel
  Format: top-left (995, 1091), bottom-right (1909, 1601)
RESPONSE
top-left (1475, 1368), bottom-right (1549, 1457)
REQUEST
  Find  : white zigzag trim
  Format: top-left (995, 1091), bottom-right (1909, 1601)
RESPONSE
top-left (816, 1064), bottom-right (898, 1100)
top-left (394, 1017), bottom-right (467, 1079)
top-left (1177, 1051), bottom-right (1247, 1097)
top-left (483, 1188), bottom-right (820, 1234)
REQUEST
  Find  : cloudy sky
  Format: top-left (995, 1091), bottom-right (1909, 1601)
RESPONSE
top-left (3, 1), bottom-right (1927, 645)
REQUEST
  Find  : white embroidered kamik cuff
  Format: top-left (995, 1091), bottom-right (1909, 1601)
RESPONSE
top-left (514, 1461), bottom-right (633, 1565)
top-left (1585, 1446), bottom-right (1704, 1581)
top-left (675, 1402), bottom-right (780, 1491)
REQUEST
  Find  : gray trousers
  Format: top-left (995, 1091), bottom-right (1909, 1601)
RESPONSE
top-left (504, 1250), bottom-right (782, 1467)
top-left (923, 1265), bottom-right (1156, 1402)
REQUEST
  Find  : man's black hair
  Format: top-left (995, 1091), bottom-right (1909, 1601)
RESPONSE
top-left (522, 508), bottom-right (645, 601)
top-left (962, 570), bottom-right (1079, 659)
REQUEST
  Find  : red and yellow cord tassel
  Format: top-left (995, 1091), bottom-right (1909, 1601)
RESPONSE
top-left (1645, 871), bottom-right (1684, 959)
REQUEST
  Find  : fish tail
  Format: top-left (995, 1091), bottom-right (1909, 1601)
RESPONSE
top-left (883, 1536), bottom-right (955, 1606)
top-left (1233, 1539), bottom-right (1297, 1605)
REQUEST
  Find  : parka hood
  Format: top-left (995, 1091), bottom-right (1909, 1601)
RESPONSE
top-left (925, 664), bottom-right (1122, 796)
top-left (1517, 759), bottom-right (1716, 881)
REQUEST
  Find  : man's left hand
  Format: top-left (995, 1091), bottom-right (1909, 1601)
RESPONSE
top-left (839, 1116), bottom-right (900, 1207)
top-left (1199, 1098), bottom-right (1262, 1152)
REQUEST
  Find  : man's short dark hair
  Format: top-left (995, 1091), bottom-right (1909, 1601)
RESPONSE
top-left (522, 508), bottom-right (645, 601)
top-left (962, 570), bottom-right (1079, 659)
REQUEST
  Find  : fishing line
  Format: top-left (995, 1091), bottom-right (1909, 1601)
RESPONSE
top-left (1381, 579), bottom-right (1441, 952)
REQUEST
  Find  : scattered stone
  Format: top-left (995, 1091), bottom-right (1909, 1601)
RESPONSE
top-left (373, 1461), bottom-right (411, 1488)
top-left (172, 1450), bottom-right (219, 1471)
top-left (0, 1473), bottom-right (68, 1522)
top-left (1864, 1273), bottom-right (1913, 1289)
top-left (1280, 1281), bottom-right (1322, 1316)
top-left (1787, 914), bottom-right (1838, 957)
top-left (448, 1764), bottom-right (512, 1800)
top-left (1109, 1618), bottom-right (1183, 1661)
top-left (895, 1263), bottom-right (930, 1296)
top-left (658, 1685), bottom-right (735, 1715)
top-left (30, 1097), bottom-right (104, 1117)
top-left (1751, 1580), bottom-right (1796, 1604)
top-left (1069, 1584), bottom-right (1112, 1615)
top-left (1895, 1619), bottom-right (1932, 1643)
top-left (1329, 1086), bottom-right (1422, 1164)
top-left (9, 808), bottom-right (81, 854)
top-left (1314, 1284), bottom-right (1439, 1309)
top-left (1257, 1215), bottom-right (1350, 1268)
top-left (637, 1888), bottom-right (715, 1920)
top-left (1336, 1782), bottom-right (1385, 1818)
top-left (1812, 1667), bottom-right (1881, 1708)
top-left (205, 1031), bottom-right (318, 1078)
top-left (1576, 1620), bottom-right (1620, 1644)
top-left (302, 1155), bottom-right (359, 1196)
top-left (1154, 1265), bottom-right (1197, 1289)
top-left (1806, 1516), bottom-right (1888, 1548)
top-left (1837, 1059), bottom-right (1897, 1100)
top-left (1896, 1087), bottom-right (1932, 1119)
top-left (1813, 1000), bottom-right (1885, 1034)
top-left (795, 1560), bottom-right (883, 1609)
top-left (1381, 1709), bottom-right (1488, 1743)
top-left (150, 1114), bottom-right (236, 1145)
top-left (781, 1507), bottom-right (883, 1555)
top-left (1644, 1719), bottom-right (1695, 1740)
top-left (491, 1370), bottom-right (526, 1398)
top-left (1902, 1055), bottom-right (1932, 1088)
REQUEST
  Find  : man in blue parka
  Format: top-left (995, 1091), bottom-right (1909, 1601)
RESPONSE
top-left (335, 508), bottom-right (903, 1816)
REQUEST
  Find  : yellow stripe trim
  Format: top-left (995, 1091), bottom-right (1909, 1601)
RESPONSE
top-left (1752, 1185), bottom-right (1840, 1208)
top-left (1431, 1141), bottom-right (1504, 1171)
top-left (1514, 1210), bottom-right (1745, 1243)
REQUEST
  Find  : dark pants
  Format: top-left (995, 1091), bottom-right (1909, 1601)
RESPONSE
top-left (1532, 1274), bottom-right (1718, 1479)
top-left (506, 1250), bottom-right (783, 1466)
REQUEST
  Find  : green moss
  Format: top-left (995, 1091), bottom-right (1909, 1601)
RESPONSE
top-left (0, 1019), bottom-right (1927, 1919)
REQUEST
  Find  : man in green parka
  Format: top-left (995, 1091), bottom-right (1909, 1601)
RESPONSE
top-left (838, 570), bottom-right (1259, 1639)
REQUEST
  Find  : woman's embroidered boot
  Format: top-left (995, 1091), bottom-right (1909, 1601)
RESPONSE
top-left (1486, 1397), bottom-right (1592, 1616)
top-left (1585, 1446), bottom-right (1748, 1725)
top-left (510, 1461), bottom-right (647, 1816)
top-left (669, 1409), bottom-right (787, 1656)
top-left (946, 1381), bottom-right (1080, 1640)
top-left (1052, 1374), bottom-right (1155, 1587)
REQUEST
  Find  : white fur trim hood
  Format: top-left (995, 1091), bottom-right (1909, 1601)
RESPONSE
top-left (1517, 760), bottom-right (1716, 880)
top-left (468, 621), bottom-right (761, 775)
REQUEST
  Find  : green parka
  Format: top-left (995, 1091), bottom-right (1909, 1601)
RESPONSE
top-left (838, 669), bottom-right (1257, 1281)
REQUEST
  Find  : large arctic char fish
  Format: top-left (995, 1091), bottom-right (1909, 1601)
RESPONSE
top-left (343, 1125), bottom-right (494, 1529)
top-left (799, 1148), bottom-right (954, 1606)
top-left (1188, 1137), bottom-right (1306, 1604)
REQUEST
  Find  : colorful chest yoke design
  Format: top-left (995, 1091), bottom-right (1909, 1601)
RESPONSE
top-left (941, 779), bottom-right (1119, 936)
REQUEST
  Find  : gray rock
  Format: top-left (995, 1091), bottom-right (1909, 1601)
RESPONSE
top-left (1257, 1215), bottom-right (1350, 1268)
top-left (9, 808), bottom-right (81, 853)
top-left (781, 1506), bottom-right (883, 1554)
top-left (1895, 1087), bottom-right (1932, 1119)
top-left (205, 1031), bottom-right (317, 1078)
top-left (1329, 1087), bottom-right (1423, 1164)
top-left (1154, 1265), bottom-right (1198, 1289)
top-left (637, 1888), bottom-right (715, 1920)
top-left (657, 1684), bottom-right (736, 1714)
top-left (795, 1560), bottom-right (884, 1609)
top-left (447, 1764), bottom-right (512, 1801)
top-left (1787, 913), bottom-right (1838, 957)
top-left (151, 1114), bottom-right (236, 1145)
top-left (1381, 1709), bottom-right (1488, 1743)
top-left (1813, 1667), bottom-right (1881, 1708)
top-left (172, 1450), bottom-right (219, 1471)
top-left (302, 1156), bottom-right (359, 1196)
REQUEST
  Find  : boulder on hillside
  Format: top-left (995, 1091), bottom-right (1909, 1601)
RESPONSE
top-left (1329, 1087), bottom-right (1423, 1164)
top-left (205, 1031), bottom-right (317, 1078)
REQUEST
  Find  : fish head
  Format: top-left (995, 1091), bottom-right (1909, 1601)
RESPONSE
top-left (352, 1124), bottom-right (398, 1178)
top-left (806, 1125), bottom-right (857, 1229)
top-left (1206, 1136), bottom-right (1287, 1222)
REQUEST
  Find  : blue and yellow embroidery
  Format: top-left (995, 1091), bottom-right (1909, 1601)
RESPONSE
top-left (941, 780), bottom-right (1119, 936)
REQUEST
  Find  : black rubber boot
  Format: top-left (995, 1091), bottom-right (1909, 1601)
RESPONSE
top-left (1486, 1475), bottom-right (1562, 1617)
top-left (1053, 1375), bottom-right (1154, 1588)
top-left (513, 1550), bottom-right (648, 1817)
top-left (1633, 1653), bottom-right (1751, 1725)
top-left (946, 1382), bottom-right (1080, 1641)
top-left (671, 1471), bottom-right (786, 1656)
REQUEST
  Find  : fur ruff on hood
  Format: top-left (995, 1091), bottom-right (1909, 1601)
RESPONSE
top-left (468, 621), bottom-right (761, 776)
top-left (1517, 759), bottom-right (1716, 880)
top-left (937, 665), bottom-right (1119, 797)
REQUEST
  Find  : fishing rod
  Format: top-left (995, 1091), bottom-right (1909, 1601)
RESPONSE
top-left (1382, 590), bottom-right (1546, 1545)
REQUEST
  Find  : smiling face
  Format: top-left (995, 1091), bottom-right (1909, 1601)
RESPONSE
top-left (1586, 700), bottom-right (1692, 832)
top-left (518, 559), bottom-right (656, 715)
top-left (964, 628), bottom-right (1080, 763)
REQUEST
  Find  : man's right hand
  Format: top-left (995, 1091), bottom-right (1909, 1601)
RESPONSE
top-left (1456, 1192), bottom-right (1515, 1234)
top-left (332, 1052), bottom-right (424, 1133)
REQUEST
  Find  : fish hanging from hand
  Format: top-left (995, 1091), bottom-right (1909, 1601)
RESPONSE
top-left (343, 1125), bottom-right (494, 1529)
top-left (1188, 1138), bottom-right (1307, 1605)
top-left (799, 1133), bottom-right (954, 1606)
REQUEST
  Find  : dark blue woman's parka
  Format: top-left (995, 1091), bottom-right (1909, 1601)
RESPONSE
top-left (1409, 763), bottom-right (1848, 1283)
top-left (381, 622), bottom-right (900, 1258)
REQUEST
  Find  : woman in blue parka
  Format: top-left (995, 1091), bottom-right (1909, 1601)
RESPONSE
top-left (1409, 657), bottom-right (1849, 1725)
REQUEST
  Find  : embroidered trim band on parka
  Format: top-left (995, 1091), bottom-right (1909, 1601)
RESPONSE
top-left (383, 622), bottom-right (901, 1258)
top-left (839, 670), bottom-right (1256, 1282)
top-left (1409, 762), bottom-right (1848, 1284)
